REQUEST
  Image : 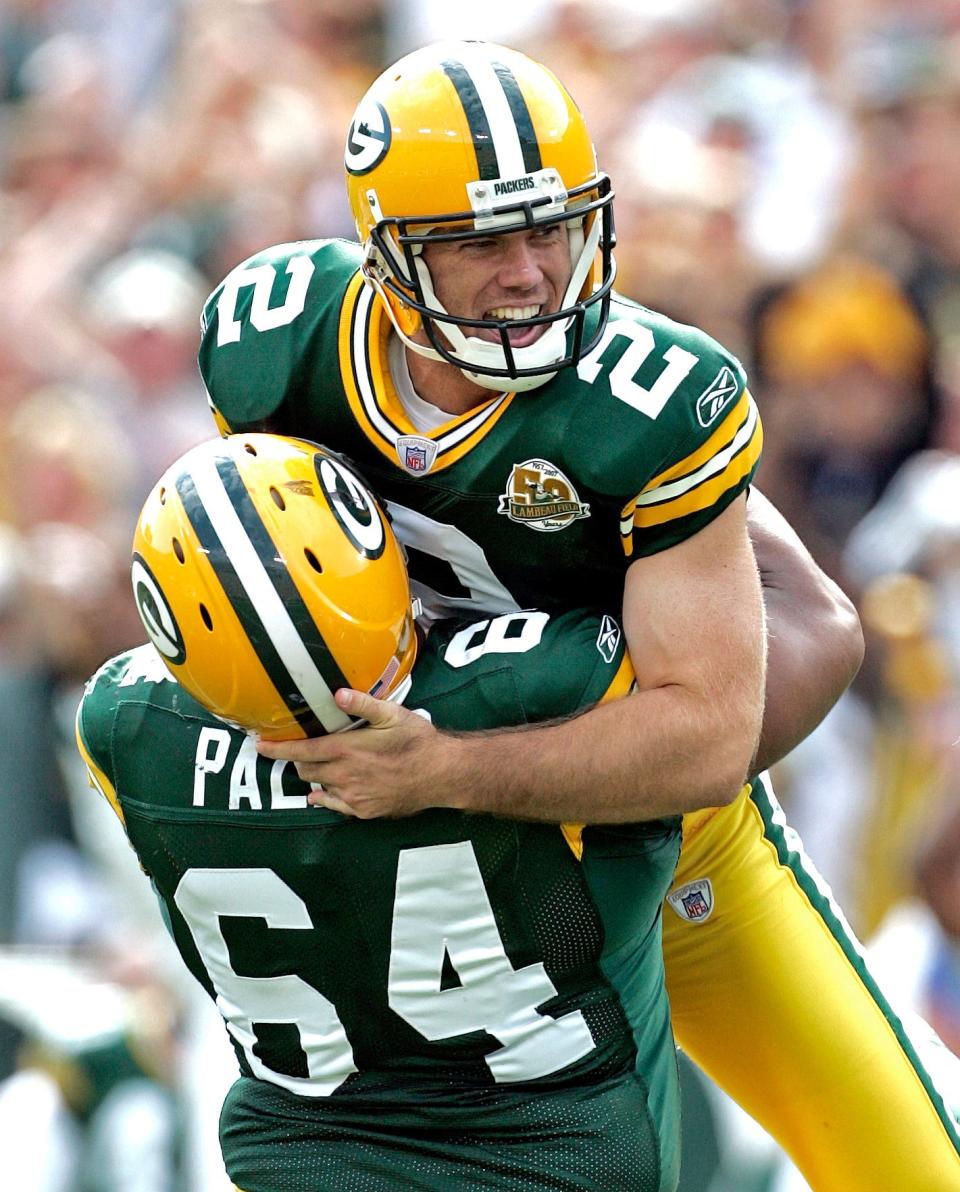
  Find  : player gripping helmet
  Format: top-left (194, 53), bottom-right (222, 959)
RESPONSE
top-left (131, 434), bottom-right (417, 739)
top-left (344, 40), bottom-right (616, 392)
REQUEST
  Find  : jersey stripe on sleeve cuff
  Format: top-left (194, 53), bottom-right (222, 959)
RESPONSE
top-left (619, 390), bottom-right (762, 550)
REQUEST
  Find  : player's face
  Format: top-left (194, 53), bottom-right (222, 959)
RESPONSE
top-left (420, 224), bottom-right (572, 350)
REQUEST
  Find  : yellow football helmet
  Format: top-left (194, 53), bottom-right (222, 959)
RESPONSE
top-left (344, 40), bottom-right (616, 392)
top-left (131, 434), bottom-right (417, 739)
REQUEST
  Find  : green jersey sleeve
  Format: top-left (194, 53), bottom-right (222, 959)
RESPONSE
top-left (568, 295), bottom-right (761, 560)
top-left (76, 650), bottom-right (135, 823)
top-left (414, 608), bottom-right (634, 731)
top-left (76, 645), bottom-right (188, 825)
top-left (198, 238), bottom-right (363, 433)
top-left (76, 651), bottom-right (133, 787)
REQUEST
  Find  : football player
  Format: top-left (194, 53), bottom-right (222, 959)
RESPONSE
top-left (203, 41), bottom-right (764, 825)
top-left (78, 435), bottom-right (686, 1192)
top-left (198, 42), bottom-right (960, 1188)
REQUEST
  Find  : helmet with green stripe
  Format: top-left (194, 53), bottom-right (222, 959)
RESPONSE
top-left (344, 40), bottom-right (616, 391)
top-left (131, 435), bottom-right (417, 739)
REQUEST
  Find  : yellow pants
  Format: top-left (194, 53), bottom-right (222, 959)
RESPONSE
top-left (665, 774), bottom-right (960, 1191)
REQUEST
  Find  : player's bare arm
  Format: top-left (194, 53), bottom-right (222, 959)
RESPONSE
top-left (260, 489), bottom-right (859, 819)
top-left (747, 487), bottom-right (863, 774)
top-left (257, 493), bottom-right (766, 823)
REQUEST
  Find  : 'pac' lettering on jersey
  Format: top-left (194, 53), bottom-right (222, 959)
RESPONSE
top-left (497, 459), bottom-right (590, 533)
top-left (193, 728), bottom-right (307, 810)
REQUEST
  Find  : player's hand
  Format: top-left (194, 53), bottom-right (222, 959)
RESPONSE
top-left (255, 689), bottom-right (456, 819)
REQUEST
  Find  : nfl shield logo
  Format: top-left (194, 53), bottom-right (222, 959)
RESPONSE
top-left (667, 878), bottom-right (715, 924)
top-left (397, 435), bottom-right (439, 476)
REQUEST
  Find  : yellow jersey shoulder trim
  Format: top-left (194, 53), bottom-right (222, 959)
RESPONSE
top-left (619, 391), bottom-right (762, 544)
top-left (74, 705), bottom-right (126, 828)
top-left (338, 276), bottom-right (517, 472)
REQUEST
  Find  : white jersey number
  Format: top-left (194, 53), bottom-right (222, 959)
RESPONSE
top-left (443, 611), bottom-right (549, 668)
top-left (389, 842), bottom-right (595, 1081)
top-left (216, 256), bottom-right (315, 346)
top-left (577, 322), bottom-right (699, 419)
top-left (175, 844), bottom-right (595, 1095)
top-left (385, 501), bottom-right (519, 623)
top-left (175, 868), bottom-right (356, 1097)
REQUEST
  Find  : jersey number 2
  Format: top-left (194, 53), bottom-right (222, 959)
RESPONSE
top-left (577, 322), bottom-right (699, 419)
top-left (216, 257), bottom-right (315, 346)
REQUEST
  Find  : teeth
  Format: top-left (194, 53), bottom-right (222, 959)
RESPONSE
top-left (487, 305), bottom-right (540, 321)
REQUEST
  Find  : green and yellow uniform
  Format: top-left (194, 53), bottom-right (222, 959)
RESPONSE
top-left (199, 239), bottom-right (760, 619)
top-left (77, 611), bottom-right (681, 1192)
top-left (198, 239), bottom-right (960, 1190)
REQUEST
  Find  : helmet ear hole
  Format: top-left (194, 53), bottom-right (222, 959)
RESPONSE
top-left (304, 548), bottom-right (323, 574)
top-left (172, 538), bottom-right (185, 564)
top-left (199, 604), bottom-right (213, 631)
top-left (244, 442), bottom-right (258, 456)
top-left (269, 487), bottom-right (286, 511)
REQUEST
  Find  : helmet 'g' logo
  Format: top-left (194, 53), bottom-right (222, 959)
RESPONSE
top-left (131, 554), bottom-right (186, 664)
top-left (315, 455), bottom-right (386, 558)
top-left (497, 459), bottom-right (591, 533)
top-left (345, 99), bottom-right (391, 175)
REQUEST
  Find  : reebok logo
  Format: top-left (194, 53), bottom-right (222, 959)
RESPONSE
top-left (696, 366), bottom-right (740, 427)
top-left (596, 615), bottom-right (621, 664)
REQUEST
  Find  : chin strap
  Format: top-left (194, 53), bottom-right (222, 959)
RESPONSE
top-left (412, 255), bottom-right (568, 384)
top-left (365, 211), bottom-right (604, 390)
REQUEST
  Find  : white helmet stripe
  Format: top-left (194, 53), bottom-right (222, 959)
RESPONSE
top-left (189, 454), bottom-right (352, 733)
top-left (448, 45), bottom-right (527, 179)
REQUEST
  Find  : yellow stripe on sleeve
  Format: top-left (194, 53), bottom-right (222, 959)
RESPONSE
top-left (598, 651), bottom-right (636, 704)
top-left (619, 398), bottom-right (762, 554)
top-left (560, 823), bottom-right (584, 860)
top-left (210, 405), bottom-right (233, 437)
top-left (647, 388), bottom-right (752, 495)
top-left (74, 708), bottom-right (126, 828)
top-left (634, 415), bottom-right (762, 529)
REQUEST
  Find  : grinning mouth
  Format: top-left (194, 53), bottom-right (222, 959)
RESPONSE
top-left (485, 304), bottom-right (542, 321)
top-left (478, 304), bottom-right (546, 346)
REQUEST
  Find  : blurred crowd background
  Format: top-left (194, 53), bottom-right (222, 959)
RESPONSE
top-left (1, 0), bottom-right (960, 1188)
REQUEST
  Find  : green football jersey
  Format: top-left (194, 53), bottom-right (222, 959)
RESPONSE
top-left (199, 240), bottom-right (761, 619)
top-left (77, 609), bottom-right (682, 1192)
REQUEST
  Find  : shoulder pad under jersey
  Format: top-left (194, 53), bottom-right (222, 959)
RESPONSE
top-left (556, 293), bottom-right (761, 556)
top-left (417, 607), bottom-right (633, 729)
top-left (199, 238), bottom-right (363, 432)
